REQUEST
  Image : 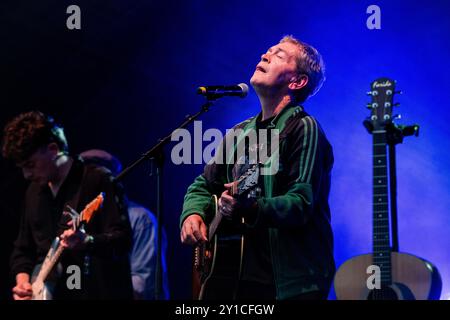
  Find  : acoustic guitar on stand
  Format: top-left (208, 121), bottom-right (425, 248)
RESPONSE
top-left (333, 78), bottom-right (442, 300)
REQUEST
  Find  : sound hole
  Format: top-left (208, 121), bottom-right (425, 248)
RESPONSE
top-left (367, 286), bottom-right (398, 300)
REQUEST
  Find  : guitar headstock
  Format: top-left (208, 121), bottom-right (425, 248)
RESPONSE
top-left (80, 192), bottom-right (104, 224)
top-left (364, 77), bottom-right (400, 132)
top-left (230, 164), bottom-right (260, 199)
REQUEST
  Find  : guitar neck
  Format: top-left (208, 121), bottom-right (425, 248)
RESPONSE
top-left (372, 131), bottom-right (392, 285)
top-left (35, 238), bottom-right (65, 283)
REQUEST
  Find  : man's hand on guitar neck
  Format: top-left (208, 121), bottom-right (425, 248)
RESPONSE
top-left (60, 218), bottom-right (96, 250)
top-left (219, 182), bottom-right (257, 220)
top-left (12, 273), bottom-right (32, 300)
top-left (60, 220), bottom-right (90, 250)
top-left (60, 228), bottom-right (89, 250)
top-left (181, 215), bottom-right (207, 245)
top-left (218, 183), bottom-right (239, 219)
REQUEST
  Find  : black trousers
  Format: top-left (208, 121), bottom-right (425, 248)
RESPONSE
top-left (202, 278), bottom-right (327, 300)
top-left (235, 280), bottom-right (327, 300)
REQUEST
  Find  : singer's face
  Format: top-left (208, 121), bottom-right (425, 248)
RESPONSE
top-left (250, 41), bottom-right (300, 91)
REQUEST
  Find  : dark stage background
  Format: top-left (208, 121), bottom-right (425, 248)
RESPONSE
top-left (1, 0), bottom-right (449, 300)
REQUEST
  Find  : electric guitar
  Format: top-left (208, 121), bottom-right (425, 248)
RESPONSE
top-left (192, 164), bottom-right (260, 300)
top-left (333, 78), bottom-right (442, 300)
top-left (31, 192), bottom-right (104, 300)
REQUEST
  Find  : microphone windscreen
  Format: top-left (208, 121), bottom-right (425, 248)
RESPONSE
top-left (238, 83), bottom-right (249, 98)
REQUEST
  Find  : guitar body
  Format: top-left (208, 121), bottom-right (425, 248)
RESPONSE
top-left (193, 195), bottom-right (245, 300)
top-left (334, 252), bottom-right (442, 300)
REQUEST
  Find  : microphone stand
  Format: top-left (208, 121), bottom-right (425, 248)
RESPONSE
top-left (114, 99), bottom-right (216, 299)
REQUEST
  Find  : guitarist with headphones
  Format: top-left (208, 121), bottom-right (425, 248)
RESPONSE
top-left (2, 111), bottom-right (133, 300)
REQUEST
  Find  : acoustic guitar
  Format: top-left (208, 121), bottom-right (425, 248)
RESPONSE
top-left (334, 78), bottom-right (442, 300)
top-left (192, 164), bottom-right (260, 300)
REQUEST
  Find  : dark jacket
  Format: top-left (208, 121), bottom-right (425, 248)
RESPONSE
top-left (180, 105), bottom-right (335, 299)
top-left (10, 157), bottom-right (133, 299)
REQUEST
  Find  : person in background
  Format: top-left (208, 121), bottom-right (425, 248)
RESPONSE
top-left (80, 149), bottom-right (170, 300)
top-left (3, 111), bottom-right (133, 300)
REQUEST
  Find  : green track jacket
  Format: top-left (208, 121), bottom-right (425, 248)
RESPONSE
top-left (181, 104), bottom-right (335, 299)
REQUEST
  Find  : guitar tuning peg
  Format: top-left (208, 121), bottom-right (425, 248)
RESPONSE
top-left (394, 103), bottom-right (400, 107)
top-left (366, 91), bottom-right (373, 96)
top-left (395, 90), bottom-right (402, 95)
top-left (366, 103), bottom-right (373, 109)
top-left (393, 114), bottom-right (401, 120)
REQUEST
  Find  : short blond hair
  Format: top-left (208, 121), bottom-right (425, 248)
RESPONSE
top-left (280, 35), bottom-right (325, 103)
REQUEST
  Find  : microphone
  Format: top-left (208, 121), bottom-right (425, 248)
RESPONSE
top-left (197, 83), bottom-right (249, 99)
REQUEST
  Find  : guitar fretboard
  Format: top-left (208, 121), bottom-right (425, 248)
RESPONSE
top-left (372, 131), bottom-right (392, 285)
top-left (36, 238), bottom-right (65, 283)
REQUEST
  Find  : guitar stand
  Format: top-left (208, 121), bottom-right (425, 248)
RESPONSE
top-left (364, 121), bottom-right (420, 252)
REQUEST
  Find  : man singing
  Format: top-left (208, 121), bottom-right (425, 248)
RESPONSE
top-left (180, 35), bottom-right (335, 300)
